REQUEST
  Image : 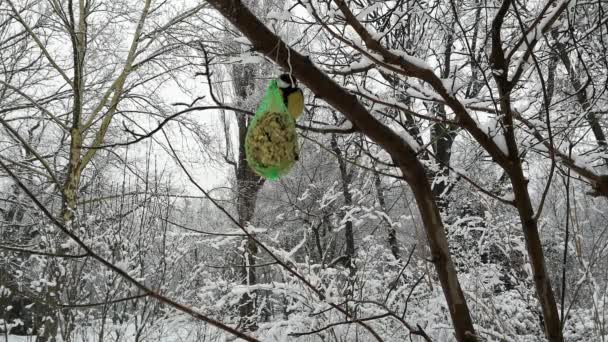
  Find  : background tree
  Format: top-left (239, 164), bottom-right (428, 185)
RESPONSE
top-left (2, 0), bottom-right (608, 341)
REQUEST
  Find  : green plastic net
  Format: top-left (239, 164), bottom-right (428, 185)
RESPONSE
top-left (245, 79), bottom-right (299, 180)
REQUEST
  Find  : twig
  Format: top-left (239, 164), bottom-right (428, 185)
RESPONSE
top-left (0, 158), bottom-right (261, 342)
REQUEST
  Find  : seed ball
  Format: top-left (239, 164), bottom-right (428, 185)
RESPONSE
top-left (246, 111), bottom-right (298, 177)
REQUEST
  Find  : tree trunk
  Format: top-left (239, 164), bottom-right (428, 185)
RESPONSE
top-left (373, 169), bottom-right (400, 260)
top-left (231, 63), bottom-right (264, 331)
top-left (430, 104), bottom-right (456, 212)
top-left (509, 165), bottom-right (563, 341)
top-left (496, 80), bottom-right (564, 341)
top-left (430, 28), bottom-right (456, 212)
top-left (406, 163), bottom-right (477, 342)
top-left (206, 2), bottom-right (478, 339)
top-left (330, 135), bottom-right (355, 269)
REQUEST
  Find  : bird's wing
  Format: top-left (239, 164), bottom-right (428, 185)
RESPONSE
top-left (287, 89), bottom-right (304, 120)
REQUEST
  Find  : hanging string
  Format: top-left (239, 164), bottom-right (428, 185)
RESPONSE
top-left (272, 40), bottom-right (281, 68)
top-left (270, 11), bottom-right (294, 87)
top-left (283, 11), bottom-right (295, 87)
top-left (287, 42), bottom-right (294, 87)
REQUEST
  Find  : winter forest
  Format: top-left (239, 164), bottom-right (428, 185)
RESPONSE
top-left (2, 0), bottom-right (608, 341)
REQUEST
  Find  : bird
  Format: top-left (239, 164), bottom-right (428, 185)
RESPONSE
top-left (277, 73), bottom-right (304, 120)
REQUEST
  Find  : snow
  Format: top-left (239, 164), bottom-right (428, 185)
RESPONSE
top-left (566, 150), bottom-right (596, 171)
top-left (473, 115), bottom-right (509, 155)
top-left (397, 128), bottom-right (422, 152)
top-left (369, 30), bottom-right (384, 41)
top-left (318, 183), bottom-right (341, 209)
top-left (240, 55), bottom-right (265, 64)
top-left (341, 56), bottom-right (373, 72)
top-left (507, 0), bottom-right (568, 82)
top-left (226, 53), bottom-right (265, 65)
top-left (0, 337), bottom-right (37, 342)
top-left (297, 188), bottom-right (310, 201)
top-left (285, 231), bottom-right (307, 259)
top-left (508, 52), bottom-right (532, 82)
top-left (501, 193), bottom-right (515, 202)
top-left (527, 0), bottom-right (568, 43)
top-left (405, 87), bottom-right (441, 101)
top-left (513, 99), bottom-right (532, 114)
top-left (267, 10), bottom-right (292, 21)
top-left (389, 49), bottom-right (432, 70)
top-left (233, 36), bottom-right (250, 44)
top-left (355, 3), bottom-right (382, 19)
top-left (6, 2), bottom-right (608, 342)
top-left (440, 76), bottom-right (464, 96)
top-left (308, 122), bottom-right (354, 132)
top-left (26, 317), bottom-right (228, 342)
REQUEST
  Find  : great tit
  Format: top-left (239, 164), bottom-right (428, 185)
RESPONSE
top-left (277, 73), bottom-right (304, 120)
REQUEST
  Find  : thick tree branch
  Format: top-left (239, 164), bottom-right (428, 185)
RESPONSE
top-left (205, 1), bottom-right (478, 341)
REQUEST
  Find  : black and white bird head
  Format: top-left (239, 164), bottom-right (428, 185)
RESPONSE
top-left (277, 73), bottom-right (298, 89)
top-left (276, 73), bottom-right (304, 120)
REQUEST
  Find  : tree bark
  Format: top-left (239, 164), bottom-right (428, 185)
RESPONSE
top-left (231, 63), bottom-right (264, 331)
top-left (494, 80), bottom-right (563, 342)
top-left (330, 135), bottom-right (355, 269)
top-left (206, 2), bottom-right (478, 340)
top-left (430, 104), bottom-right (457, 211)
top-left (510, 167), bottom-right (562, 340)
top-left (373, 169), bottom-right (400, 260)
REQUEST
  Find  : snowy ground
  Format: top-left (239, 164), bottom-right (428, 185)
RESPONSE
top-left (0, 318), bottom-right (227, 342)
top-left (1, 337), bottom-right (37, 342)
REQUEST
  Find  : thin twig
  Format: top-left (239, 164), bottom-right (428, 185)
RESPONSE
top-left (0, 158), bottom-right (261, 342)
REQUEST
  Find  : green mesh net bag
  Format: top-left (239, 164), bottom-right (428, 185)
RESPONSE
top-left (245, 79), bottom-right (299, 180)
